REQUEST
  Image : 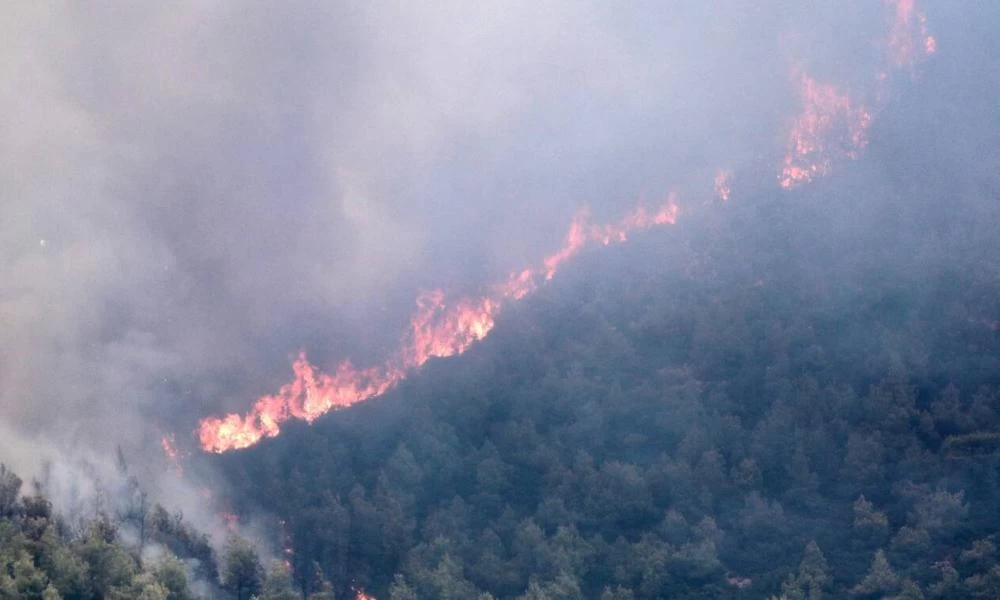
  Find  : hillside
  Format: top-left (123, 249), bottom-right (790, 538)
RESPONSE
top-left (216, 163), bottom-right (1000, 598)
top-left (5, 1), bottom-right (1000, 599)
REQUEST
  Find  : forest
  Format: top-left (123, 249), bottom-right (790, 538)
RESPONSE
top-left (203, 147), bottom-right (1000, 599)
top-left (5, 126), bottom-right (1000, 598)
top-left (4, 143), bottom-right (1000, 599)
top-left (2, 5), bottom-right (998, 597)
top-left (0, 458), bottom-right (331, 599)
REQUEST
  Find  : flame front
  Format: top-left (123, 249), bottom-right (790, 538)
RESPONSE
top-left (886, 0), bottom-right (937, 69)
top-left (778, 0), bottom-right (935, 189)
top-left (779, 73), bottom-right (873, 190)
top-left (195, 1), bottom-right (936, 454)
top-left (197, 199), bottom-right (678, 453)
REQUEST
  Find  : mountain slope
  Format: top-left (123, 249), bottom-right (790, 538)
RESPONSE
top-left (216, 171), bottom-right (1000, 598)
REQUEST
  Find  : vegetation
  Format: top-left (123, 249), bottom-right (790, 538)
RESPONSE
top-left (217, 179), bottom-right (1000, 598)
top-left (5, 106), bottom-right (999, 599)
top-left (0, 462), bottom-right (313, 599)
top-left (5, 182), bottom-right (999, 600)
top-left (0, 463), bottom-right (186, 599)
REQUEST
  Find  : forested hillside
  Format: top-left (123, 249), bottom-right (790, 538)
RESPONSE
top-left (5, 0), bottom-right (1000, 599)
top-left (0, 462), bottom-right (215, 599)
top-left (9, 166), bottom-right (998, 600)
top-left (216, 154), bottom-right (1000, 599)
top-left (0, 459), bottom-right (342, 599)
top-left (6, 170), bottom-right (998, 600)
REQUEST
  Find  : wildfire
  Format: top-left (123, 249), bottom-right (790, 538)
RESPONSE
top-left (355, 590), bottom-right (376, 600)
top-left (886, 0), bottom-right (937, 69)
top-left (779, 0), bottom-right (935, 189)
top-left (221, 512), bottom-right (240, 533)
top-left (714, 170), bottom-right (732, 203)
top-left (197, 199), bottom-right (678, 453)
top-left (161, 434), bottom-right (184, 476)
top-left (192, 1), bottom-right (938, 453)
top-left (779, 73), bottom-right (872, 189)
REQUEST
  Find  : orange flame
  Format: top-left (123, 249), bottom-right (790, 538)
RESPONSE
top-left (779, 73), bottom-right (873, 189)
top-left (160, 434), bottom-right (184, 476)
top-left (714, 170), bottom-right (732, 203)
top-left (886, 0), bottom-right (936, 69)
top-left (197, 199), bottom-right (678, 453)
top-left (778, 1), bottom-right (935, 189)
top-left (355, 591), bottom-right (376, 600)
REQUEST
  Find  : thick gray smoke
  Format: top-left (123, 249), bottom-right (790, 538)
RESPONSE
top-left (0, 0), bottom-right (993, 517)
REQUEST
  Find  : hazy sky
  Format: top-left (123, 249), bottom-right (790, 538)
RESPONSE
top-left (0, 0), bottom-right (994, 495)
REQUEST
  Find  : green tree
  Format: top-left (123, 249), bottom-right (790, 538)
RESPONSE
top-left (411, 553), bottom-right (480, 599)
top-left (599, 586), bottom-right (635, 600)
top-left (10, 550), bottom-right (50, 598)
top-left (42, 584), bottom-right (61, 600)
top-left (154, 554), bottom-right (193, 600)
top-left (959, 539), bottom-right (997, 572)
top-left (519, 573), bottom-right (583, 600)
top-left (853, 496), bottom-right (889, 531)
top-left (851, 550), bottom-right (899, 597)
top-left (731, 458), bottom-right (762, 489)
top-left (389, 573), bottom-right (418, 600)
top-left (782, 541), bottom-right (830, 600)
top-left (0, 464), bottom-right (22, 519)
top-left (47, 544), bottom-right (90, 599)
top-left (888, 579), bottom-right (925, 600)
top-left (926, 561), bottom-right (959, 598)
top-left (912, 489), bottom-right (967, 536)
top-left (221, 536), bottom-right (264, 600)
top-left (889, 526), bottom-right (931, 563)
top-left (962, 565), bottom-right (1000, 599)
top-left (260, 560), bottom-right (299, 600)
top-left (122, 572), bottom-right (170, 600)
top-left (79, 529), bottom-right (139, 597)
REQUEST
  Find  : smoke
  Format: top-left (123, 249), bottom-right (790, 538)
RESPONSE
top-left (1, 0), bottom-right (996, 517)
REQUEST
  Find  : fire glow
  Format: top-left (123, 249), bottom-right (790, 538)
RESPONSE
top-left (778, 0), bottom-right (935, 189)
top-left (188, 0), bottom-right (937, 455)
top-left (714, 170), bottom-right (732, 203)
top-left (779, 73), bottom-right (873, 190)
top-left (161, 434), bottom-right (184, 476)
top-left (886, 0), bottom-right (937, 69)
top-left (197, 199), bottom-right (678, 453)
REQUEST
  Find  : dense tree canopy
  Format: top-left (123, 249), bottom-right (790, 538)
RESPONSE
top-left (0, 463), bottom-right (308, 600)
top-left (5, 176), bottom-right (998, 599)
top-left (5, 64), bottom-right (999, 598)
top-left (212, 166), bottom-right (1000, 599)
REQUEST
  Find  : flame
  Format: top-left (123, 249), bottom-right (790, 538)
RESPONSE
top-left (355, 591), bottom-right (376, 600)
top-left (714, 170), bottom-right (732, 203)
top-left (197, 199), bottom-right (678, 453)
top-left (160, 434), bottom-right (184, 476)
top-left (778, 1), bottom-right (935, 189)
top-left (886, 0), bottom-right (936, 69)
top-left (402, 290), bottom-right (499, 367)
top-left (779, 73), bottom-right (873, 189)
top-left (221, 512), bottom-right (239, 533)
top-left (196, 1), bottom-right (939, 453)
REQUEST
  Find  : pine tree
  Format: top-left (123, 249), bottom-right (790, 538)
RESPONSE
top-left (851, 550), bottom-right (899, 597)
